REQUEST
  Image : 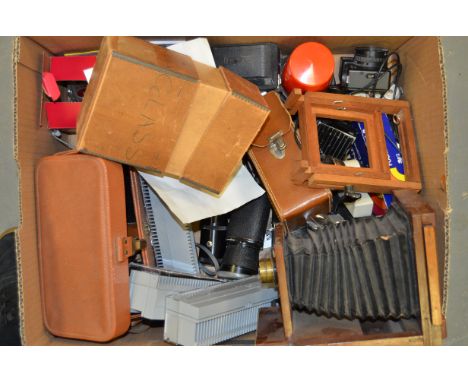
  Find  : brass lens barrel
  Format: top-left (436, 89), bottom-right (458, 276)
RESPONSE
top-left (259, 257), bottom-right (276, 284)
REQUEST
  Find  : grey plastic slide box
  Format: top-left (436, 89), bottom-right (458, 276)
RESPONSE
top-left (140, 177), bottom-right (199, 274)
top-left (129, 266), bottom-right (219, 320)
top-left (164, 276), bottom-right (278, 345)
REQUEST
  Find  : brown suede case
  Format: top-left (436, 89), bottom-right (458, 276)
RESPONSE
top-left (36, 151), bottom-right (131, 342)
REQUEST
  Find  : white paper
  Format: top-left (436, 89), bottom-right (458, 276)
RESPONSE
top-left (167, 38), bottom-right (216, 67)
top-left (139, 166), bottom-right (265, 224)
top-left (84, 67), bottom-right (93, 83)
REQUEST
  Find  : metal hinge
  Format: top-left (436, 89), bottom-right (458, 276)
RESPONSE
top-left (117, 236), bottom-right (146, 262)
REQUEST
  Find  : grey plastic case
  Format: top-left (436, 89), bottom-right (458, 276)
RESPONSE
top-left (140, 177), bottom-right (199, 274)
top-left (129, 264), bottom-right (220, 320)
top-left (164, 276), bottom-right (278, 345)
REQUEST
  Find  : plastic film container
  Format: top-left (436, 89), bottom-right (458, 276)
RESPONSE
top-left (282, 42), bottom-right (334, 93)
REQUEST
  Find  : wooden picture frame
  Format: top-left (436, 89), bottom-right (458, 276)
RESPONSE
top-left (288, 91), bottom-right (422, 193)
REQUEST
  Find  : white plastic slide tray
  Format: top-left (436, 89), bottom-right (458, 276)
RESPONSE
top-left (164, 276), bottom-right (278, 346)
top-left (129, 264), bottom-right (220, 320)
top-left (140, 177), bottom-right (199, 274)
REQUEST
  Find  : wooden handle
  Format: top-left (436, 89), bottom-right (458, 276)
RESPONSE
top-left (423, 225), bottom-right (443, 327)
top-left (284, 88), bottom-right (303, 115)
top-left (273, 224), bottom-right (293, 339)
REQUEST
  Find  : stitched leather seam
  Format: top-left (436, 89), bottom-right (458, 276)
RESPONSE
top-left (248, 151), bottom-right (282, 219)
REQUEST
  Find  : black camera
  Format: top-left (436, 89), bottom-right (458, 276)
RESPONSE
top-left (339, 46), bottom-right (391, 92)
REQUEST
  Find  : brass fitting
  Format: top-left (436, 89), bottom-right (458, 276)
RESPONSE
top-left (259, 257), bottom-right (276, 284)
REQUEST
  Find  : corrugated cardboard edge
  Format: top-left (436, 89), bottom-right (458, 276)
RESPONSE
top-left (12, 36), bottom-right (25, 345)
top-left (398, 36), bottom-right (448, 318)
top-left (437, 37), bottom-right (450, 317)
top-left (13, 37), bottom-right (65, 345)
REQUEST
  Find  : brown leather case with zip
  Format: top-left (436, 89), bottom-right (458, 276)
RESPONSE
top-left (36, 151), bottom-right (136, 342)
top-left (248, 92), bottom-right (332, 226)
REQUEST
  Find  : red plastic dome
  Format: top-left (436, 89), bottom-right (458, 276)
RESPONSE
top-left (282, 42), bottom-right (335, 93)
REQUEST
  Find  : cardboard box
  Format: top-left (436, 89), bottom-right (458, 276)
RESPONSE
top-left (43, 55), bottom-right (97, 130)
top-left (76, 36), bottom-right (270, 194)
top-left (0, 36), bottom-right (451, 345)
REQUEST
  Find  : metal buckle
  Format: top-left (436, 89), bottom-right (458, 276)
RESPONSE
top-left (268, 131), bottom-right (286, 159)
top-left (117, 236), bottom-right (145, 262)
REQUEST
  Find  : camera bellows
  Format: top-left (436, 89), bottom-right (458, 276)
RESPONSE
top-left (285, 202), bottom-right (419, 320)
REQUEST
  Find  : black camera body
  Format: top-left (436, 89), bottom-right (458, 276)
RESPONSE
top-left (339, 47), bottom-right (391, 92)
